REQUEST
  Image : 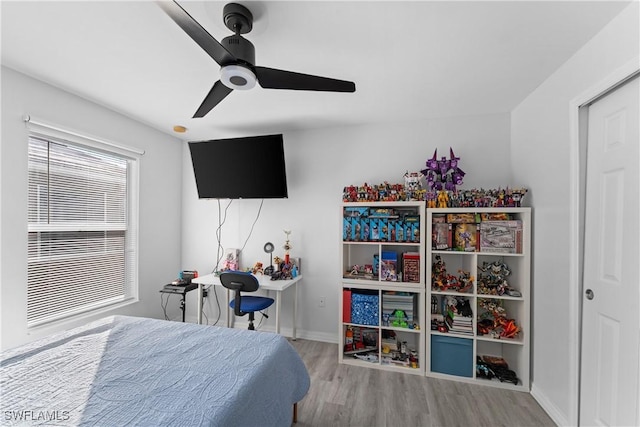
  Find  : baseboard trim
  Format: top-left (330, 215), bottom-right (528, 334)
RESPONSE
top-left (184, 315), bottom-right (339, 344)
top-left (531, 384), bottom-right (566, 426)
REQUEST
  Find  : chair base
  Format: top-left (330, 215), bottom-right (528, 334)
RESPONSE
top-left (248, 312), bottom-right (256, 330)
top-left (247, 310), bottom-right (269, 330)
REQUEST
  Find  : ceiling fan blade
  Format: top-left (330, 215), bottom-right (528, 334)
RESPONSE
top-left (193, 80), bottom-right (233, 118)
top-left (254, 67), bottom-right (356, 92)
top-left (157, 1), bottom-right (236, 66)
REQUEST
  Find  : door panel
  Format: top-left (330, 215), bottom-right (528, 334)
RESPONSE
top-left (580, 75), bottom-right (639, 426)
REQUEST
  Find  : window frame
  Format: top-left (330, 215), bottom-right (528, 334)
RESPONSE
top-left (26, 127), bottom-right (140, 328)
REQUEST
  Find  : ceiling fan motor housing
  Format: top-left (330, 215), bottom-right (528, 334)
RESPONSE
top-left (221, 35), bottom-right (255, 66)
top-left (220, 35), bottom-right (257, 90)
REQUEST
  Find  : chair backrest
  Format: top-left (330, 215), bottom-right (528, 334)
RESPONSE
top-left (219, 271), bottom-right (260, 316)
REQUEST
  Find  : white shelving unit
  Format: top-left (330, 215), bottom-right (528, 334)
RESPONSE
top-left (338, 201), bottom-right (426, 375)
top-left (426, 207), bottom-right (531, 391)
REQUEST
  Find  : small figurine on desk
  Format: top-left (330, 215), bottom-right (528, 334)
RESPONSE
top-left (272, 229), bottom-right (293, 280)
top-left (283, 229), bottom-right (292, 264)
top-left (252, 262), bottom-right (264, 275)
top-left (273, 256), bottom-right (282, 272)
top-left (220, 248), bottom-right (239, 272)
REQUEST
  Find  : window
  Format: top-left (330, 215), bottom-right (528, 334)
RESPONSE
top-left (27, 135), bottom-right (138, 327)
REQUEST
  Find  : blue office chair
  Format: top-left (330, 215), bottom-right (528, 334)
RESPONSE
top-left (219, 271), bottom-right (274, 330)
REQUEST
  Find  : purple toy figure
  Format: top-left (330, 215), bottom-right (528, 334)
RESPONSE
top-left (421, 147), bottom-right (465, 192)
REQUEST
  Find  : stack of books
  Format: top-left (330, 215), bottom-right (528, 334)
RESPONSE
top-left (446, 314), bottom-right (474, 336)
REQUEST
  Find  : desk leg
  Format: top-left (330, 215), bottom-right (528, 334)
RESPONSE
top-left (275, 291), bottom-right (281, 335)
top-left (292, 282), bottom-right (298, 340)
top-left (197, 283), bottom-right (203, 325)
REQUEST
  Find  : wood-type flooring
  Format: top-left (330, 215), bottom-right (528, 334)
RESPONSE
top-left (289, 339), bottom-right (556, 427)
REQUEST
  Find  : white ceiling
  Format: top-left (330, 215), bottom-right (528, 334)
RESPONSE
top-left (1, 1), bottom-right (631, 141)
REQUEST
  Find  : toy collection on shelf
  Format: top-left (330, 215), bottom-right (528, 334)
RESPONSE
top-left (476, 355), bottom-right (520, 385)
top-left (477, 259), bottom-right (521, 297)
top-left (477, 298), bottom-right (521, 340)
top-left (343, 206), bottom-right (421, 283)
top-left (341, 147), bottom-right (528, 384)
top-left (431, 255), bottom-right (474, 293)
top-left (343, 183), bottom-right (528, 208)
top-left (343, 325), bottom-right (419, 368)
top-left (342, 147), bottom-right (527, 208)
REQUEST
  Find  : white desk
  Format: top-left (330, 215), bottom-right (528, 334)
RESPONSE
top-left (193, 273), bottom-right (302, 339)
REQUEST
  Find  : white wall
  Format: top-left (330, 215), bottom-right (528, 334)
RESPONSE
top-left (511, 3), bottom-right (639, 425)
top-left (0, 67), bottom-right (184, 350)
top-left (181, 113), bottom-right (513, 340)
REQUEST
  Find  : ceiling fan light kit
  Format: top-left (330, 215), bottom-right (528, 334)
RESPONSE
top-left (157, 0), bottom-right (356, 118)
top-left (220, 64), bottom-right (256, 90)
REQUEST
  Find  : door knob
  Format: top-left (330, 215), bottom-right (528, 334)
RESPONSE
top-left (585, 289), bottom-right (594, 300)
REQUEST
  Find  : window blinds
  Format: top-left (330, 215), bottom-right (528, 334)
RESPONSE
top-left (27, 136), bottom-right (136, 326)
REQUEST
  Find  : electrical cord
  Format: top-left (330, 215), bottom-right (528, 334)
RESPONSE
top-left (211, 285), bottom-right (221, 326)
top-left (160, 293), bottom-right (171, 320)
top-left (207, 198), bottom-right (264, 327)
top-left (201, 298), bottom-right (209, 325)
top-left (213, 199), bottom-right (233, 272)
top-left (239, 199), bottom-right (264, 253)
top-left (256, 307), bottom-right (269, 330)
top-left (197, 285), bottom-right (221, 326)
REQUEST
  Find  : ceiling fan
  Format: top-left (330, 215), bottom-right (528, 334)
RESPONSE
top-left (157, 1), bottom-right (356, 118)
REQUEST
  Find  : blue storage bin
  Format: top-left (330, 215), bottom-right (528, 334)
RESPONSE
top-left (431, 335), bottom-right (473, 377)
top-left (351, 292), bottom-right (379, 326)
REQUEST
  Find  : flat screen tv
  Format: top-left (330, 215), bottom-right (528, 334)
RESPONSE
top-left (189, 134), bottom-right (288, 199)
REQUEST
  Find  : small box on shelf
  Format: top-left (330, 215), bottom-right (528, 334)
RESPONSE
top-left (380, 251), bottom-right (398, 281)
top-left (454, 223), bottom-right (478, 252)
top-left (402, 252), bottom-right (420, 283)
top-left (342, 289), bottom-right (352, 323)
top-left (431, 335), bottom-right (473, 377)
top-left (432, 222), bottom-right (452, 250)
top-left (479, 220), bottom-right (523, 254)
top-left (350, 291), bottom-right (379, 326)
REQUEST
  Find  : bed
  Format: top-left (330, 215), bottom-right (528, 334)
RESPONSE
top-left (0, 315), bottom-right (310, 426)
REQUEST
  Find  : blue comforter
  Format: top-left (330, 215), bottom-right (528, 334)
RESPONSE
top-left (1, 316), bottom-right (310, 426)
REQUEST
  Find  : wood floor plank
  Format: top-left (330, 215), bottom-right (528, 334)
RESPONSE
top-left (289, 339), bottom-right (556, 427)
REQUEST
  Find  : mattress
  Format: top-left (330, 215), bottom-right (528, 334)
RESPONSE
top-left (0, 315), bottom-right (310, 426)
